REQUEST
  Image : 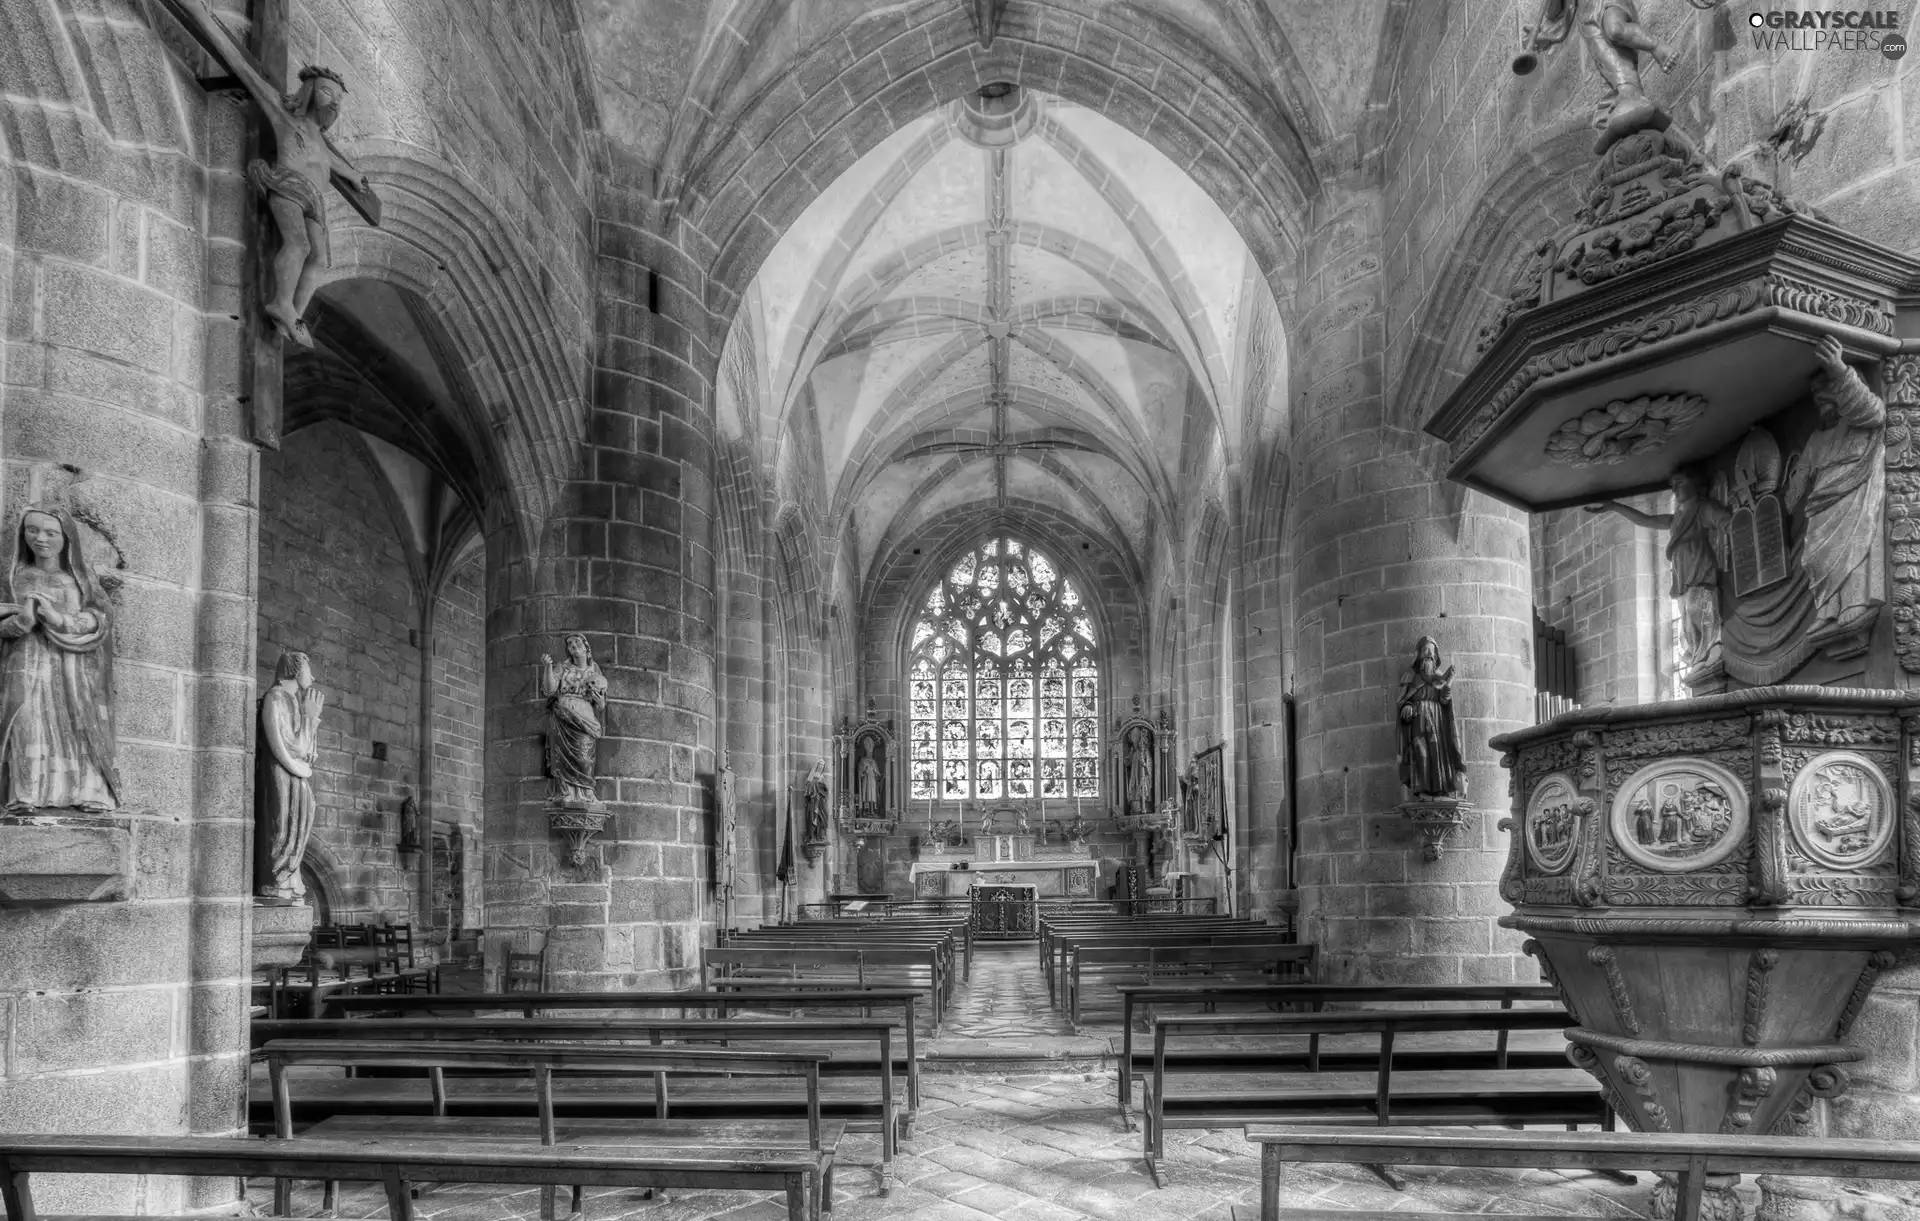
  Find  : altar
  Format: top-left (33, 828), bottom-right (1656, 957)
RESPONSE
top-left (909, 836), bottom-right (1100, 901)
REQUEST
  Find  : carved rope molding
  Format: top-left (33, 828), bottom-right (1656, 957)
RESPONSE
top-left (1833, 948), bottom-right (1900, 1040)
top-left (1587, 944), bottom-right (1642, 1036)
top-left (1568, 1027), bottom-right (1865, 1068)
top-left (1751, 710), bottom-right (1791, 906)
top-left (1521, 938), bottom-right (1581, 1017)
top-left (1889, 356), bottom-right (1920, 676)
top-left (1614, 1053), bottom-right (1674, 1133)
top-left (1564, 1043), bottom-right (1633, 1124)
top-left (1743, 948), bottom-right (1779, 1046)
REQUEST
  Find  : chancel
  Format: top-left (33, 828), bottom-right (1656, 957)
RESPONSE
top-left (6, 3), bottom-right (1920, 1221)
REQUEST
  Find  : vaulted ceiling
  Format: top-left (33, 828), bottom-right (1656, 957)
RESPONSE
top-left (719, 85), bottom-right (1288, 584)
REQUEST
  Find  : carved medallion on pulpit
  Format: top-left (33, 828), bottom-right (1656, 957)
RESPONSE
top-left (1525, 773), bottom-right (1580, 874)
top-left (1789, 751), bottom-right (1894, 871)
top-left (1609, 759), bottom-right (1749, 873)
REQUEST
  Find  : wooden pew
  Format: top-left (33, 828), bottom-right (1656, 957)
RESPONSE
top-left (0, 1131), bottom-right (823, 1221)
top-left (1050, 930), bottom-right (1308, 1011)
top-left (728, 921), bottom-right (970, 985)
top-left (1065, 942), bottom-right (1314, 1027)
top-left (260, 1039), bottom-right (838, 1221)
top-left (1037, 914), bottom-right (1256, 974)
top-left (1238, 1126), bottom-right (1920, 1221)
top-left (1113, 982), bottom-right (1559, 1123)
top-left (1039, 917), bottom-right (1268, 998)
top-left (320, 988), bottom-right (926, 1119)
top-left (251, 1015), bottom-right (910, 1190)
top-left (1138, 1008), bottom-right (1604, 1187)
top-left (1038, 915), bottom-right (1256, 984)
top-left (703, 946), bottom-right (950, 1033)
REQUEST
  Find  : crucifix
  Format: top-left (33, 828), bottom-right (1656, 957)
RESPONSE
top-left (151, 0), bottom-right (382, 448)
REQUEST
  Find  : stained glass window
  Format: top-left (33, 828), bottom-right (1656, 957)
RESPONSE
top-left (907, 538), bottom-right (1100, 800)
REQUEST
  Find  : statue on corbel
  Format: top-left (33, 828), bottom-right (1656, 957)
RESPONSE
top-left (1396, 635), bottom-right (1473, 860)
top-left (541, 634), bottom-right (609, 875)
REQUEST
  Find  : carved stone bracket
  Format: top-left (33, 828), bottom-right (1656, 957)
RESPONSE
top-left (1397, 797), bottom-right (1473, 861)
top-left (0, 814), bottom-right (133, 905)
top-left (547, 805), bottom-right (609, 874)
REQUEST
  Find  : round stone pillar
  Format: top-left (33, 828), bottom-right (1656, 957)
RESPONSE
top-left (1286, 195), bottom-right (1534, 984)
top-left (483, 188), bottom-right (717, 990)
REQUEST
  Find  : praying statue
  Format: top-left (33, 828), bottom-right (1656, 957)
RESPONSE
top-left (0, 505), bottom-right (119, 813)
top-left (1785, 335), bottom-right (1886, 635)
top-left (256, 650), bottom-right (323, 901)
top-left (857, 737), bottom-right (882, 812)
top-left (1519, 0), bottom-right (1678, 139)
top-left (541, 634), bottom-right (607, 808)
top-left (1396, 636), bottom-right (1468, 800)
top-left (1123, 723), bottom-right (1154, 816)
top-left (1588, 471), bottom-right (1733, 668)
top-left (801, 757), bottom-right (830, 844)
top-left (235, 64), bottom-right (369, 348)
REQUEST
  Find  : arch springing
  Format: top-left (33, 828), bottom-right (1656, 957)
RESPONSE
top-left (907, 538), bottom-right (1100, 802)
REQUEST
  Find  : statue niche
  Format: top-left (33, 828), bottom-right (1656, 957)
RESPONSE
top-left (835, 706), bottom-right (898, 836)
top-left (1109, 700), bottom-right (1163, 820)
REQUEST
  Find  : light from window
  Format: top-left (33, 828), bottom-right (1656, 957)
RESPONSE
top-left (907, 538), bottom-right (1100, 800)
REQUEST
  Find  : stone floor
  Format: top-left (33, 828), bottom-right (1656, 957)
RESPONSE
top-left (257, 943), bottom-right (1660, 1221)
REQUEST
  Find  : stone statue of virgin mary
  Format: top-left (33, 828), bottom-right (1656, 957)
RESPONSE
top-left (0, 504), bottom-right (119, 813)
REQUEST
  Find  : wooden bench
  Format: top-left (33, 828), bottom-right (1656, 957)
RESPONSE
top-left (703, 947), bottom-right (950, 1033)
top-left (1043, 921), bottom-right (1279, 1002)
top-left (1065, 941), bottom-right (1314, 1027)
top-left (1237, 1126), bottom-right (1920, 1221)
top-left (1139, 1008), bottom-right (1605, 1187)
top-left (0, 1131), bottom-right (824, 1221)
top-left (260, 1039), bottom-right (839, 1220)
top-left (1038, 914), bottom-right (1258, 977)
top-left (726, 923), bottom-right (970, 984)
top-left (320, 988), bottom-right (925, 1113)
top-left (1114, 983), bottom-right (1561, 1124)
top-left (252, 1015), bottom-right (910, 1189)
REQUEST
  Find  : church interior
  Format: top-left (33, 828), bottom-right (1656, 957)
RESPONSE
top-left (6, 0), bottom-right (1920, 1218)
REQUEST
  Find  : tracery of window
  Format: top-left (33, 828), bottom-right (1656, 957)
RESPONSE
top-left (907, 538), bottom-right (1100, 802)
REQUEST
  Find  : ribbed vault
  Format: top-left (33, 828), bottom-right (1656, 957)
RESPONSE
top-left (717, 83), bottom-right (1291, 591)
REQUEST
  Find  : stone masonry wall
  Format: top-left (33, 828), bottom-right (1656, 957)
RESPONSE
top-left (1287, 191), bottom-right (1535, 986)
top-left (1531, 500), bottom-right (1674, 710)
top-left (0, 0), bottom-right (254, 1207)
top-left (258, 421), bottom-right (424, 924)
top-left (430, 549), bottom-right (485, 929)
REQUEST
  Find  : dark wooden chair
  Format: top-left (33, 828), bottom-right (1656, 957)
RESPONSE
top-left (505, 948), bottom-right (544, 993)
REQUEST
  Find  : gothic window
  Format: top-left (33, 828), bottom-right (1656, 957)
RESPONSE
top-left (907, 538), bottom-right (1100, 801)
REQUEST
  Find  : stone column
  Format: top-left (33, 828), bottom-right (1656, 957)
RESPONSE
top-left (1234, 456), bottom-right (1294, 923)
top-left (1286, 193), bottom-right (1534, 984)
top-left (483, 163), bottom-right (717, 989)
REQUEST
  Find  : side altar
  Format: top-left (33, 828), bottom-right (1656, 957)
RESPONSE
top-left (910, 836), bottom-right (1100, 900)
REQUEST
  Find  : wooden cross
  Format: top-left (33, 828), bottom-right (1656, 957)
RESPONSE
top-left (151, 0), bottom-right (382, 449)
